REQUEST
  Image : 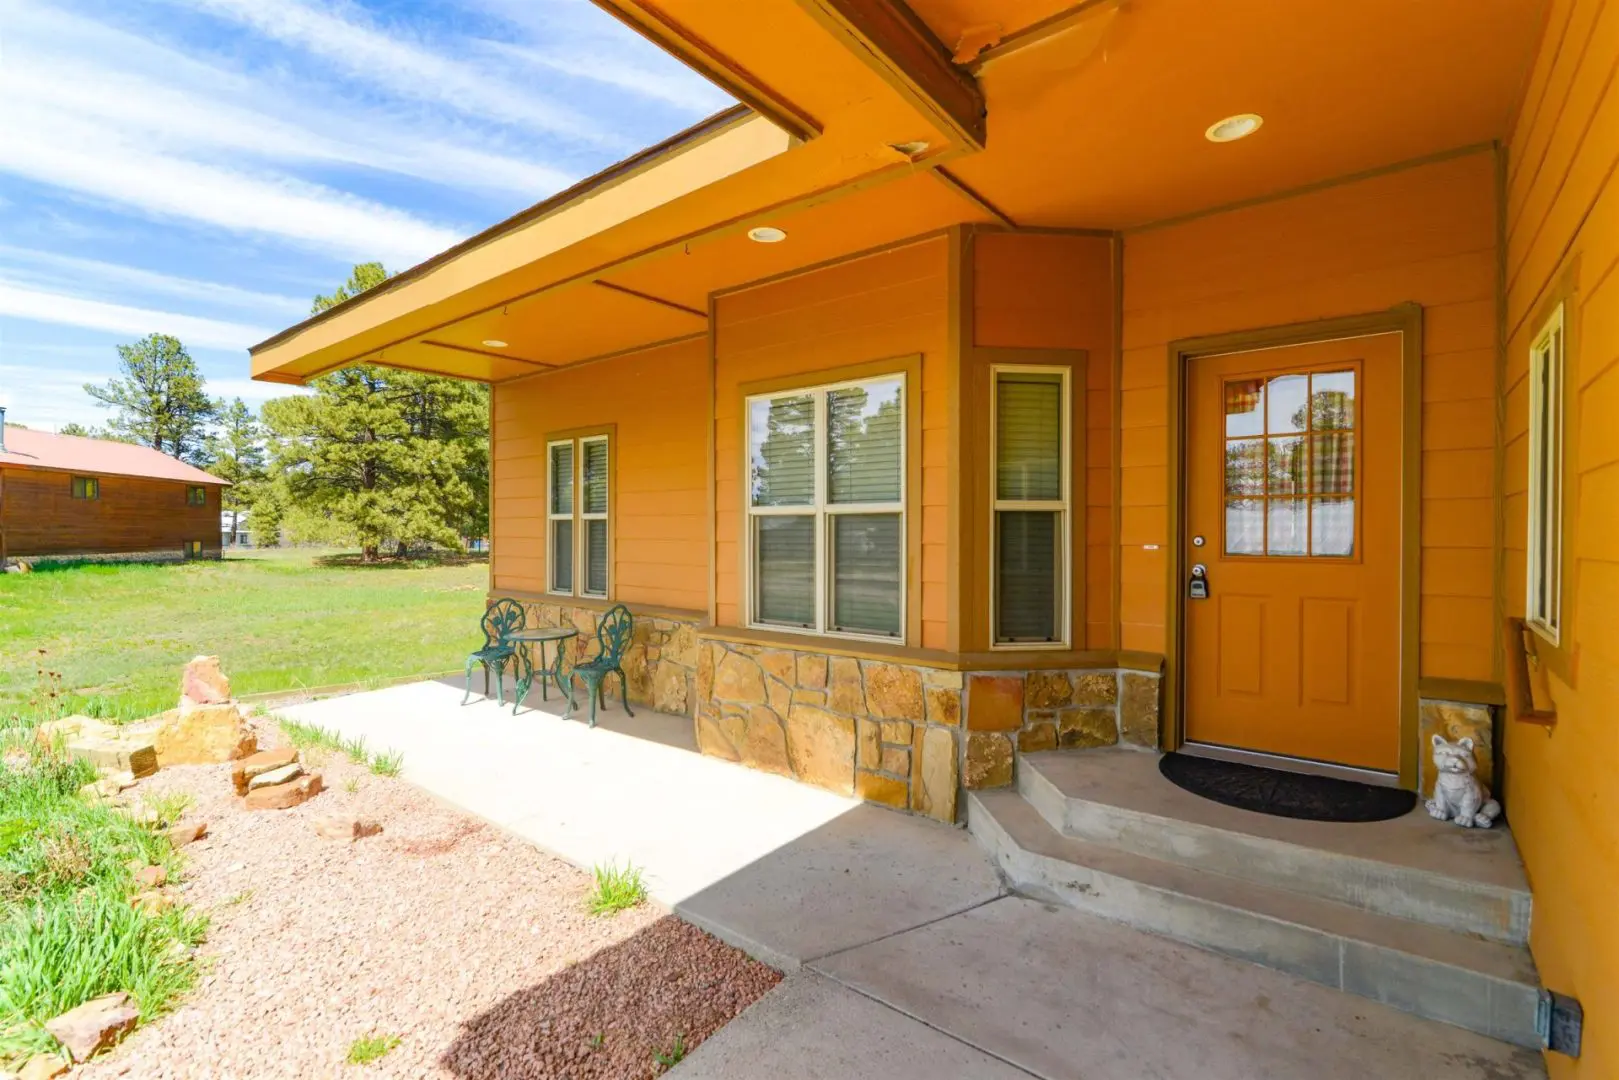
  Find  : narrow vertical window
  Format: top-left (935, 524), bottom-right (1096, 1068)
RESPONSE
top-left (747, 374), bottom-right (905, 640)
top-left (992, 368), bottom-right (1069, 646)
top-left (1526, 304), bottom-right (1564, 642)
top-left (580, 436), bottom-right (610, 598)
top-left (548, 441), bottom-right (575, 594)
top-left (187, 485), bottom-right (207, 506)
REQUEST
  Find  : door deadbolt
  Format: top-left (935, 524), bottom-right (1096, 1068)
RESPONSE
top-left (1192, 535), bottom-right (1205, 547)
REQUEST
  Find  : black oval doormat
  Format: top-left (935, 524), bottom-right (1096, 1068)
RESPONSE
top-left (1158, 753), bottom-right (1417, 823)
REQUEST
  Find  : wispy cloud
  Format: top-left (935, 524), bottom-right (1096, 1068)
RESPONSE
top-left (0, 284), bottom-right (274, 351)
top-left (175, 0), bottom-right (626, 146)
top-left (0, 362), bottom-right (308, 433)
top-left (0, 246), bottom-right (311, 320)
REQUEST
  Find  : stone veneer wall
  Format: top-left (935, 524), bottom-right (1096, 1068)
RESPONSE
top-left (518, 601), bottom-right (701, 718)
top-left (959, 669), bottom-right (1162, 790)
top-left (695, 641), bottom-right (964, 824)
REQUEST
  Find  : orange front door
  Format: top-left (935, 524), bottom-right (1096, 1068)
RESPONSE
top-left (1183, 334), bottom-right (1402, 773)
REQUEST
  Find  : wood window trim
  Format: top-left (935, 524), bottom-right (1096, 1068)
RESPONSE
top-left (187, 485), bottom-right (207, 506)
top-left (1525, 302), bottom-right (1565, 647)
top-left (544, 424), bottom-right (616, 602)
top-left (736, 354), bottom-right (923, 648)
top-left (989, 363), bottom-right (1073, 650)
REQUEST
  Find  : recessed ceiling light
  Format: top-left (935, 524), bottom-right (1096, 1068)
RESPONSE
top-left (1205, 113), bottom-right (1263, 143)
top-left (481, 339), bottom-right (508, 348)
top-left (747, 226), bottom-right (787, 244)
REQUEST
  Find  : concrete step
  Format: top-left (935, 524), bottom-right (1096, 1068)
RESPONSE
top-left (1019, 749), bottom-right (1532, 945)
top-left (968, 788), bottom-right (1542, 1048)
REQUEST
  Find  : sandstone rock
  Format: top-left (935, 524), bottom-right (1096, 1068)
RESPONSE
top-left (758, 650), bottom-right (796, 685)
top-left (1073, 672), bottom-right (1119, 707)
top-left (924, 687), bottom-right (960, 726)
top-left (695, 712), bottom-right (740, 762)
top-left (857, 719), bottom-right (882, 769)
top-left (855, 771), bottom-right (909, 808)
top-left (767, 678), bottom-right (791, 716)
top-left (740, 707), bottom-right (791, 777)
top-left (712, 651), bottom-right (766, 703)
top-left (314, 814), bottom-right (384, 841)
top-left (163, 820), bottom-right (207, 847)
top-left (864, 663), bottom-right (923, 721)
top-left (620, 645), bottom-right (653, 705)
top-left (880, 719), bottom-right (912, 743)
top-left (1119, 674), bottom-right (1161, 748)
top-left (828, 658), bottom-right (865, 714)
top-left (19, 1052), bottom-right (68, 1079)
top-left (247, 763), bottom-right (303, 790)
top-left (231, 747), bottom-right (299, 794)
top-left (133, 864), bottom-right (168, 889)
top-left (1018, 722), bottom-right (1058, 753)
top-left (964, 731), bottom-right (1014, 789)
top-left (64, 736), bottom-right (157, 779)
top-left (965, 675), bottom-right (1023, 731)
top-left (922, 668), bottom-right (964, 689)
top-left (179, 655), bottom-right (232, 706)
top-left (880, 745), bottom-right (910, 775)
top-left (785, 705), bottom-right (855, 794)
top-left (44, 992), bottom-right (139, 1061)
top-left (130, 889), bottom-right (172, 914)
top-left (791, 688), bottom-right (827, 707)
top-left (36, 715), bottom-right (112, 748)
top-left (149, 703), bottom-right (256, 765)
top-left (910, 726), bottom-right (957, 822)
top-left (696, 643), bottom-right (717, 704)
top-left (795, 654), bottom-right (828, 689)
top-left (665, 623), bottom-right (698, 669)
top-left (1059, 708), bottom-right (1118, 748)
top-left (244, 773), bottom-right (323, 810)
top-left (652, 663), bottom-right (688, 715)
top-left (1025, 671), bottom-right (1074, 709)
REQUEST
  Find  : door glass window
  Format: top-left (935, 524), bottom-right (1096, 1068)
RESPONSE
top-left (1222, 368), bottom-right (1357, 557)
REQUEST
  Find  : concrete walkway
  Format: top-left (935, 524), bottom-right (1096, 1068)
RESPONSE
top-left (279, 681), bottom-right (1544, 1080)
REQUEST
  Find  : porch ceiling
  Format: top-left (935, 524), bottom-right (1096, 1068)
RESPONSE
top-left (248, 0), bottom-right (1548, 387)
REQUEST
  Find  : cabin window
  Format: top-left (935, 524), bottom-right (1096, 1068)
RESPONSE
top-left (185, 540), bottom-right (204, 559)
top-left (71, 476), bottom-right (99, 500)
top-left (547, 434), bottom-right (610, 599)
top-left (746, 374), bottom-right (905, 641)
top-left (187, 485), bottom-right (207, 506)
top-left (1526, 303), bottom-right (1564, 643)
top-left (991, 367), bottom-right (1071, 647)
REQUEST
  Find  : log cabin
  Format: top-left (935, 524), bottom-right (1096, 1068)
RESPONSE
top-left (0, 410), bottom-right (227, 563)
top-left (247, 1), bottom-right (1614, 1070)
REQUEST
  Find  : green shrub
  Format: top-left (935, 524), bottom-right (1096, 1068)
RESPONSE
top-left (346, 1033), bottom-right (401, 1065)
top-left (585, 861), bottom-right (647, 917)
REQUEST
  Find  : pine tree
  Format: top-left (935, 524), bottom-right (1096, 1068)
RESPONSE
top-left (83, 334), bottom-right (218, 463)
top-left (204, 398), bottom-right (268, 546)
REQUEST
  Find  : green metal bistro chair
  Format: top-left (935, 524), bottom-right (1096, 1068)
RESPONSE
top-left (566, 604), bottom-right (634, 728)
top-left (462, 598), bottom-right (526, 707)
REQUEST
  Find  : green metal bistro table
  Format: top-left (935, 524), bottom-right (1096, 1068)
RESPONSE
top-left (507, 626), bottom-right (578, 715)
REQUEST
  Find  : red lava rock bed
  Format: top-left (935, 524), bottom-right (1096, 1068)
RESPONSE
top-left (73, 713), bottom-right (781, 1079)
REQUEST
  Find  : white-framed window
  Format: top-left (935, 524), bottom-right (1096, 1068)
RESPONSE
top-left (1526, 304), bottom-right (1564, 643)
top-left (547, 434), bottom-right (610, 598)
top-left (746, 373), bottom-right (905, 642)
top-left (990, 365), bottom-right (1071, 647)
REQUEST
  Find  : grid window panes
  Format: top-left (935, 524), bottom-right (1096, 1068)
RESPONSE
top-left (71, 476), bottom-right (98, 499)
top-left (992, 368), bottom-right (1068, 646)
top-left (548, 436), bottom-right (610, 598)
top-left (1222, 369), bottom-right (1356, 558)
top-left (747, 375), bottom-right (904, 640)
top-left (1526, 306), bottom-right (1564, 641)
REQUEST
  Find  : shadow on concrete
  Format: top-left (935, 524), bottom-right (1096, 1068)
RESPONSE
top-left (435, 913), bottom-right (780, 1080)
top-left (452, 675), bottom-right (700, 754)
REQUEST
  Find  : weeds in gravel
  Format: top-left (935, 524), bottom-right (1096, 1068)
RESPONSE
top-left (589, 1032), bottom-right (605, 1050)
top-left (278, 718), bottom-right (343, 754)
top-left (585, 861), bottom-right (647, 916)
top-left (346, 1033), bottom-right (401, 1065)
top-left (221, 889), bottom-right (253, 908)
top-left (368, 749), bottom-right (404, 778)
top-left (342, 777), bottom-right (362, 795)
top-left (140, 791), bottom-right (195, 829)
top-left (0, 732), bottom-right (206, 1059)
top-left (653, 1034), bottom-right (687, 1071)
top-left (339, 735), bottom-right (370, 765)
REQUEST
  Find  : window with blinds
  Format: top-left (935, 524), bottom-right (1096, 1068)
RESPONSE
top-left (992, 368), bottom-right (1069, 646)
top-left (747, 374), bottom-right (904, 640)
top-left (547, 434), bottom-right (610, 599)
top-left (1526, 304), bottom-right (1563, 643)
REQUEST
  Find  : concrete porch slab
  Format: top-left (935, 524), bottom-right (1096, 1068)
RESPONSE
top-left (276, 680), bottom-right (1002, 969)
top-left (811, 895), bottom-right (1546, 1080)
top-left (669, 972), bottom-right (1030, 1080)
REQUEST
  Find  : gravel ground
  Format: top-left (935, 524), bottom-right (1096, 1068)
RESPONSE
top-left (75, 717), bottom-right (781, 1079)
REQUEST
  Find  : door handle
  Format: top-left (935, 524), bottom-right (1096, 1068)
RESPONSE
top-left (1188, 563), bottom-right (1209, 600)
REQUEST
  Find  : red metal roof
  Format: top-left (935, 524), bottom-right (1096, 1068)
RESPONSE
top-left (0, 427), bottom-right (229, 485)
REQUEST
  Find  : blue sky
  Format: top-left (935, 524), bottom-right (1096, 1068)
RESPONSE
top-left (0, 0), bottom-right (730, 431)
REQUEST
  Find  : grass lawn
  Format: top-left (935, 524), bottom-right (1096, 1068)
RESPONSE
top-left (0, 549), bottom-right (487, 721)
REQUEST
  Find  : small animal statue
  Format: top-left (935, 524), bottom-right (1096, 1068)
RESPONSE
top-left (1426, 734), bottom-right (1502, 828)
